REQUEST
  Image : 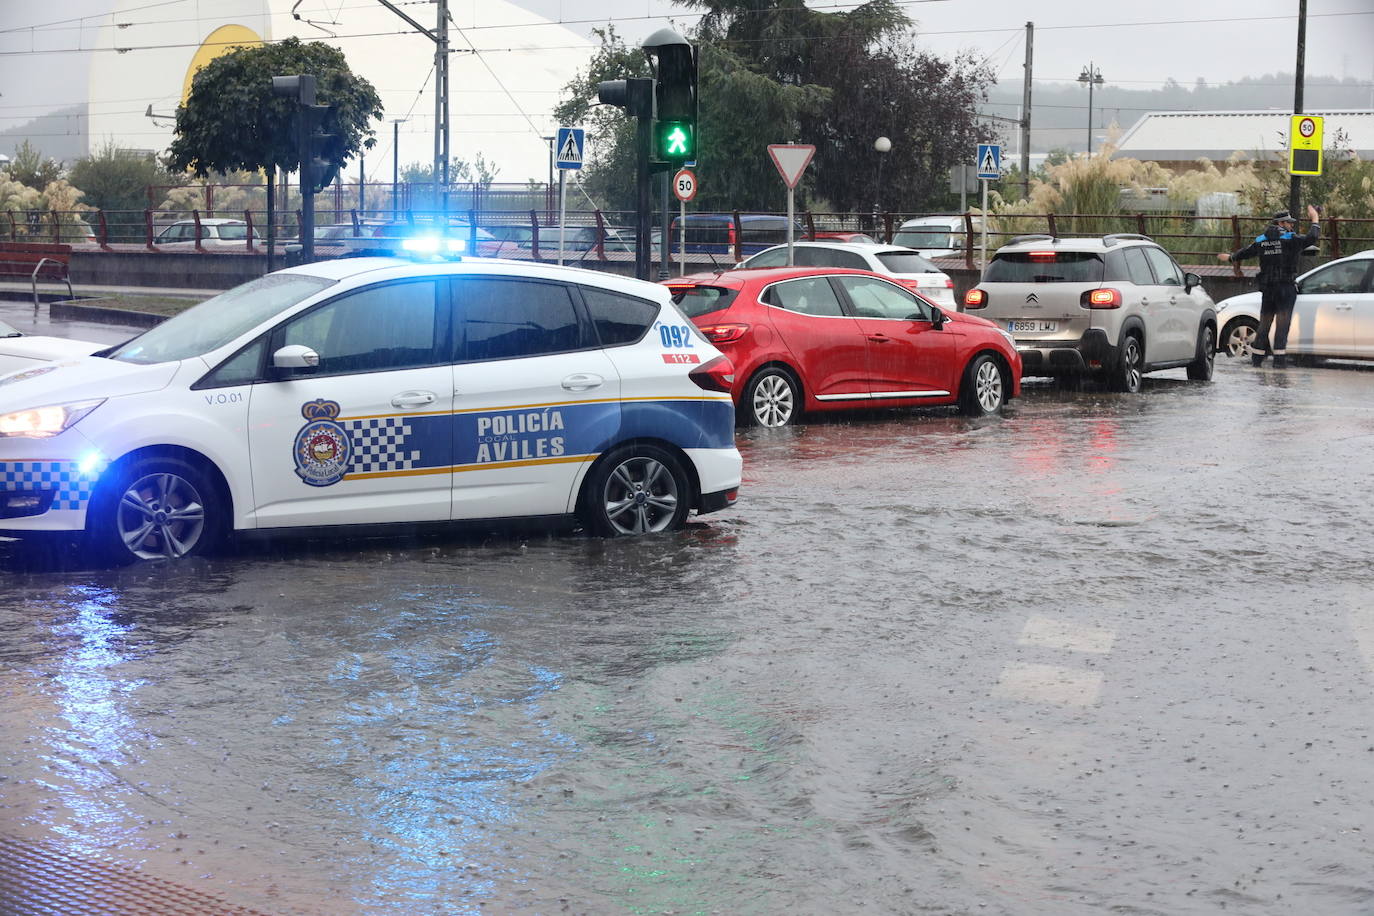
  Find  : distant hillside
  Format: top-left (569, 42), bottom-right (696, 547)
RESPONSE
top-left (983, 73), bottom-right (1373, 154)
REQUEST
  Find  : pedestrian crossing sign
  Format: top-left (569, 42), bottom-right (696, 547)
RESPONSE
top-left (976, 144), bottom-right (1001, 180)
top-left (556, 127), bottom-right (585, 170)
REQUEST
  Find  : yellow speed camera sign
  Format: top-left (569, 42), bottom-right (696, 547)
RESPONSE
top-left (1289, 114), bottom-right (1324, 176)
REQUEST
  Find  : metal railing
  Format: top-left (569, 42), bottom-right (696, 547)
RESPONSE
top-left (3, 208), bottom-right (1370, 273)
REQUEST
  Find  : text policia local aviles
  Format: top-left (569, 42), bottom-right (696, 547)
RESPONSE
top-left (475, 410), bottom-right (566, 464)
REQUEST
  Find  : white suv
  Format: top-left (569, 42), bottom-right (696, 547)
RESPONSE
top-left (0, 254), bottom-right (742, 562)
top-left (962, 233), bottom-right (1217, 391)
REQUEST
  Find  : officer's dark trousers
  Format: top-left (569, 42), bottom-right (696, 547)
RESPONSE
top-left (1255, 282), bottom-right (1298, 353)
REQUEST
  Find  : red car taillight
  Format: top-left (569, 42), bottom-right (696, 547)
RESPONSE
top-left (698, 323), bottom-right (749, 344)
top-left (1083, 287), bottom-right (1122, 309)
top-left (689, 355), bottom-right (736, 393)
top-left (964, 289), bottom-right (987, 308)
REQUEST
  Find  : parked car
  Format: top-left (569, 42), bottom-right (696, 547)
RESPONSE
top-left (962, 233), bottom-right (1217, 392)
top-left (670, 214), bottom-right (807, 258)
top-left (736, 242), bottom-right (956, 307)
top-left (666, 267), bottom-right (1021, 427)
top-left (155, 218), bottom-right (262, 249)
top-left (1214, 248), bottom-right (1374, 359)
top-left (0, 319), bottom-right (106, 379)
top-left (0, 255), bottom-right (741, 562)
top-left (892, 215), bottom-right (983, 260)
top-left (812, 231), bottom-right (876, 244)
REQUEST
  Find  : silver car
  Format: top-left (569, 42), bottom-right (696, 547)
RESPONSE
top-left (962, 233), bottom-right (1218, 392)
top-left (1215, 249), bottom-right (1374, 359)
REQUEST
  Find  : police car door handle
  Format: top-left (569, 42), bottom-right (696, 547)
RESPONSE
top-left (391, 390), bottom-right (437, 408)
top-left (561, 373), bottom-right (604, 391)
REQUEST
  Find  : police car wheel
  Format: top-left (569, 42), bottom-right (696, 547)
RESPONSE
top-left (744, 368), bottom-right (799, 428)
top-left (89, 457), bottom-right (222, 562)
top-left (1187, 325), bottom-right (1215, 380)
top-left (958, 354), bottom-right (1004, 416)
top-left (580, 445), bottom-right (690, 537)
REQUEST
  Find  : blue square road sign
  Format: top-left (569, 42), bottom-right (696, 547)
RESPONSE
top-left (976, 144), bottom-right (1001, 180)
top-left (556, 127), bottom-right (585, 171)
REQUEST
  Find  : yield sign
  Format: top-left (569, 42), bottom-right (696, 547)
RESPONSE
top-left (768, 144), bottom-right (815, 189)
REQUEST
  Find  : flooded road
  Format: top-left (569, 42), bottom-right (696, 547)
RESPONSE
top-left (3, 358), bottom-right (1374, 915)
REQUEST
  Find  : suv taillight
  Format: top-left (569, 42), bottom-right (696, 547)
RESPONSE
top-left (964, 289), bottom-right (987, 308)
top-left (689, 355), bottom-right (736, 393)
top-left (699, 323), bottom-right (749, 344)
top-left (1083, 288), bottom-right (1122, 309)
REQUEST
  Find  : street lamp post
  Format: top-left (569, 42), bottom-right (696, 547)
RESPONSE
top-left (873, 136), bottom-right (891, 238)
top-left (391, 118), bottom-right (406, 219)
top-left (1078, 63), bottom-right (1104, 155)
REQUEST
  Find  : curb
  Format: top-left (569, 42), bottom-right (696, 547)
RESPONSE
top-left (48, 299), bottom-right (166, 328)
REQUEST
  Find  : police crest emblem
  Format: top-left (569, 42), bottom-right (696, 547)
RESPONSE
top-left (293, 399), bottom-right (351, 487)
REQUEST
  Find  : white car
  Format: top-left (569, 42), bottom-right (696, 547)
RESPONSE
top-left (0, 318), bottom-right (106, 378)
top-left (1215, 249), bottom-right (1374, 359)
top-left (155, 218), bottom-right (262, 249)
top-left (0, 252), bottom-right (742, 562)
top-left (736, 242), bottom-right (956, 306)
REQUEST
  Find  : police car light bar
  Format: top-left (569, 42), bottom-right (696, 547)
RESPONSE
top-left (338, 236), bottom-right (466, 259)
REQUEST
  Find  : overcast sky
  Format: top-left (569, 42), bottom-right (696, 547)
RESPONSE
top-left (1, 0), bottom-right (1371, 181)
top-left (508, 0), bottom-right (1374, 86)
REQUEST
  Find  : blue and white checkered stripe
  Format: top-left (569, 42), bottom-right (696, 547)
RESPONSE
top-left (0, 461), bottom-right (103, 510)
top-left (343, 417), bottom-right (420, 474)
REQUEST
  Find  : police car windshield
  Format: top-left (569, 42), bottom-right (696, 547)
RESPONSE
top-left (109, 274), bottom-right (334, 364)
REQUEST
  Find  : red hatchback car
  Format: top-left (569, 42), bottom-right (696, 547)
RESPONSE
top-left (667, 267), bottom-right (1022, 427)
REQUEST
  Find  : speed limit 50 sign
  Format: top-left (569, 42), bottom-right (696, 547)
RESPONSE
top-left (1289, 114), bottom-right (1324, 176)
top-left (673, 168), bottom-right (698, 202)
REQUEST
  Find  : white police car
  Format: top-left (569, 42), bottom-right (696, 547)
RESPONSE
top-left (0, 247), bottom-right (742, 562)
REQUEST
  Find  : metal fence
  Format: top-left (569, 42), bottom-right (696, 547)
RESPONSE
top-left (4, 207), bottom-right (1371, 273)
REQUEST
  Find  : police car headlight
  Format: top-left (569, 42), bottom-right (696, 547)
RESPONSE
top-left (0, 398), bottom-right (104, 438)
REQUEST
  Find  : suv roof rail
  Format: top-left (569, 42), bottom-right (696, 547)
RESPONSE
top-left (1102, 233), bottom-right (1152, 247)
top-left (1006, 233), bottom-right (1056, 245)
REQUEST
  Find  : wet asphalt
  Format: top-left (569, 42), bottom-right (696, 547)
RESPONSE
top-left (2, 311), bottom-right (1374, 914)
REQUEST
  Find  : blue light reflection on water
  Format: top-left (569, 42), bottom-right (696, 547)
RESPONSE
top-left (40, 585), bottom-right (149, 855)
top-left (314, 614), bottom-right (579, 912)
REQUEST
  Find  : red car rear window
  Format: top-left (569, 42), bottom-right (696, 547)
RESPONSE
top-left (670, 285), bottom-right (738, 319)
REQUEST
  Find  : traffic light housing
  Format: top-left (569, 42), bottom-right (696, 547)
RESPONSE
top-left (596, 78), bottom-right (654, 120)
top-left (645, 29), bottom-right (697, 164)
top-left (304, 103), bottom-right (340, 195)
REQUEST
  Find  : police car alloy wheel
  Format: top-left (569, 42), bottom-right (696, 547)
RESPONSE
top-left (581, 444), bottom-right (690, 537)
top-left (88, 457), bottom-right (224, 562)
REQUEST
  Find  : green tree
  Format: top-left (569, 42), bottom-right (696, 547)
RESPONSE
top-left (167, 37), bottom-right (382, 182)
top-left (553, 27), bottom-right (654, 212)
top-left (401, 153), bottom-right (501, 189)
top-left (68, 141), bottom-right (175, 213)
top-left (7, 140), bottom-right (63, 190)
top-left (555, 3), bottom-right (994, 213)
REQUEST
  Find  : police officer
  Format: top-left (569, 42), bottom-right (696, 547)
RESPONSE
top-left (1217, 205), bottom-right (1321, 368)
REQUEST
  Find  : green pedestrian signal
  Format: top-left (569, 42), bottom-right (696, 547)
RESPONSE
top-left (656, 120), bottom-right (695, 162)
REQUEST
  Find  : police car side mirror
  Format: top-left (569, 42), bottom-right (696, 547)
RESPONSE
top-left (273, 344), bottom-right (320, 370)
top-left (1183, 272), bottom-right (1201, 293)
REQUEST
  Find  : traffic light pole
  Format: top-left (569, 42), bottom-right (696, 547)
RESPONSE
top-left (636, 113), bottom-right (653, 281)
